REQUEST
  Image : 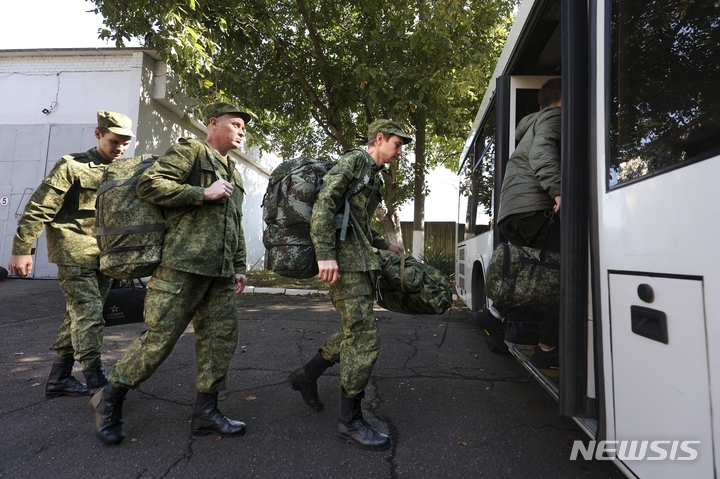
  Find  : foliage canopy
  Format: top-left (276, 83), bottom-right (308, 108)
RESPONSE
top-left (92, 0), bottom-right (515, 215)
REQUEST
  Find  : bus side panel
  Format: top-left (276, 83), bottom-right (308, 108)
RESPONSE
top-left (456, 231), bottom-right (494, 311)
top-left (597, 157), bottom-right (720, 477)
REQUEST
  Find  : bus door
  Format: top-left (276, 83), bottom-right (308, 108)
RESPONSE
top-left (493, 75), bottom-right (571, 396)
top-left (594, 1), bottom-right (719, 477)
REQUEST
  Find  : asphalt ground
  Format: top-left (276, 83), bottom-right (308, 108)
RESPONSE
top-left (0, 278), bottom-right (626, 479)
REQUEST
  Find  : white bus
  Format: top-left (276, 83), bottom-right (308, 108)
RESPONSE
top-left (455, 0), bottom-right (719, 477)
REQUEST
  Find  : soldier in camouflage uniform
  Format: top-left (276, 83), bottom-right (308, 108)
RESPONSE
top-left (288, 119), bottom-right (412, 451)
top-left (7, 111), bottom-right (134, 399)
top-left (90, 102), bottom-right (250, 446)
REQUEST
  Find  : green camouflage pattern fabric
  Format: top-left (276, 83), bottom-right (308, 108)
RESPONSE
top-left (262, 157), bottom-right (336, 278)
top-left (96, 154), bottom-right (166, 279)
top-left (486, 242), bottom-right (560, 314)
top-left (109, 266), bottom-right (239, 393)
top-left (52, 265), bottom-right (113, 368)
top-left (97, 110), bottom-right (135, 137)
top-left (375, 256), bottom-right (453, 315)
top-left (311, 149), bottom-right (390, 271)
top-left (375, 249), bottom-right (423, 293)
top-left (12, 148), bottom-right (111, 268)
top-left (136, 138), bottom-right (247, 277)
top-left (202, 101), bottom-right (251, 125)
top-left (367, 119), bottom-right (413, 145)
top-left (319, 271), bottom-right (380, 397)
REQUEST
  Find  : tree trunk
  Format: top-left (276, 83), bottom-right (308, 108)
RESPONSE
top-left (412, 115), bottom-right (427, 260)
top-left (376, 204), bottom-right (404, 248)
top-left (377, 160), bottom-right (404, 249)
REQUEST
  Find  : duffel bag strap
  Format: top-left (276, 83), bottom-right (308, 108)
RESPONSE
top-left (438, 307), bottom-right (452, 348)
top-left (534, 209), bottom-right (556, 262)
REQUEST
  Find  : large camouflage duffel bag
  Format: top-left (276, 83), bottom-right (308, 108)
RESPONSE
top-left (486, 242), bottom-right (560, 314)
top-left (375, 249), bottom-right (453, 315)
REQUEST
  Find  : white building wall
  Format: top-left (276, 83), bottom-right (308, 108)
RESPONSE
top-left (0, 52), bottom-right (143, 149)
top-left (0, 48), bottom-right (269, 278)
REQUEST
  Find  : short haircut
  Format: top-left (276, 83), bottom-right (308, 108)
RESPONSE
top-left (538, 78), bottom-right (562, 109)
top-left (366, 132), bottom-right (398, 148)
top-left (96, 126), bottom-right (111, 136)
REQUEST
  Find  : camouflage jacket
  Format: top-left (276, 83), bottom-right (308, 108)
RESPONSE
top-left (12, 147), bottom-right (111, 268)
top-left (311, 149), bottom-right (391, 272)
top-left (136, 138), bottom-right (246, 277)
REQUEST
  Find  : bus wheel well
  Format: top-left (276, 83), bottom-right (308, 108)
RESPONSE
top-left (471, 260), bottom-right (487, 312)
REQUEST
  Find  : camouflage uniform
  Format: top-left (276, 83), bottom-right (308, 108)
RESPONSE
top-left (311, 149), bottom-right (390, 396)
top-left (12, 147), bottom-right (114, 367)
top-left (108, 138), bottom-right (246, 393)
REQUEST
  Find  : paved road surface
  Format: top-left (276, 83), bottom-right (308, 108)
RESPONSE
top-left (0, 278), bottom-right (625, 479)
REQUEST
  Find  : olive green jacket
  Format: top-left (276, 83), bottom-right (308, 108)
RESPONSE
top-left (12, 147), bottom-right (110, 268)
top-left (136, 138), bottom-right (246, 277)
top-left (498, 106), bottom-right (561, 223)
top-left (311, 148), bottom-right (390, 272)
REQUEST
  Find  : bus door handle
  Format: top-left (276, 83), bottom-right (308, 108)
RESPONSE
top-left (630, 305), bottom-right (668, 344)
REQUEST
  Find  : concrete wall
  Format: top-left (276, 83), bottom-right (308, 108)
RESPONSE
top-left (0, 48), bottom-right (270, 278)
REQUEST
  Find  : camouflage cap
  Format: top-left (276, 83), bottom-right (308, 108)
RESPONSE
top-left (97, 110), bottom-right (134, 137)
top-left (203, 102), bottom-right (252, 125)
top-left (368, 119), bottom-right (413, 145)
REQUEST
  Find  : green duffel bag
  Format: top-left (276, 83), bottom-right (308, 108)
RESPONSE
top-left (375, 250), bottom-right (453, 315)
top-left (486, 242), bottom-right (560, 315)
top-left (375, 249), bottom-right (424, 293)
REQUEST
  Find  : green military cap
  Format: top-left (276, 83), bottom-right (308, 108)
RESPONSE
top-left (203, 102), bottom-right (252, 125)
top-left (97, 110), bottom-right (135, 137)
top-left (368, 119), bottom-right (413, 145)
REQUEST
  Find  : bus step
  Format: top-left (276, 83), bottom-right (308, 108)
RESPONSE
top-left (507, 342), bottom-right (559, 400)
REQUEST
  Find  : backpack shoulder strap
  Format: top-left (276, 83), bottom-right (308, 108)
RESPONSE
top-left (338, 156), bottom-right (373, 241)
top-left (97, 154), bottom-right (158, 197)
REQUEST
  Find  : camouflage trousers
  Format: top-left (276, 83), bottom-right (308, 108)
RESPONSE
top-left (320, 271), bottom-right (380, 397)
top-left (52, 265), bottom-right (112, 368)
top-left (109, 266), bottom-right (239, 393)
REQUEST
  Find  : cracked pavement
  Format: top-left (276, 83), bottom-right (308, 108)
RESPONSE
top-left (0, 279), bottom-right (625, 479)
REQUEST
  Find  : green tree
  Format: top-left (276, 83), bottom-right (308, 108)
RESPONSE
top-left (91, 0), bottom-right (515, 248)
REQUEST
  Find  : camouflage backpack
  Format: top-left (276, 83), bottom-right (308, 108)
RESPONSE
top-left (95, 154), bottom-right (191, 279)
top-left (375, 249), bottom-right (453, 315)
top-left (261, 156), bottom-right (370, 279)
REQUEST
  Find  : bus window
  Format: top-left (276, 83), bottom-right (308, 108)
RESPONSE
top-left (609, 0), bottom-right (720, 188)
top-left (459, 112), bottom-right (495, 240)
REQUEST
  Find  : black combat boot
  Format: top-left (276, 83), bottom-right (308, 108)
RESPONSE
top-left (45, 353), bottom-right (88, 398)
top-left (82, 358), bottom-right (109, 396)
top-left (288, 353), bottom-right (335, 410)
top-left (89, 382), bottom-right (128, 446)
top-left (337, 391), bottom-right (390, 451)
top-left (191, 392), bottom-right (246, 437)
